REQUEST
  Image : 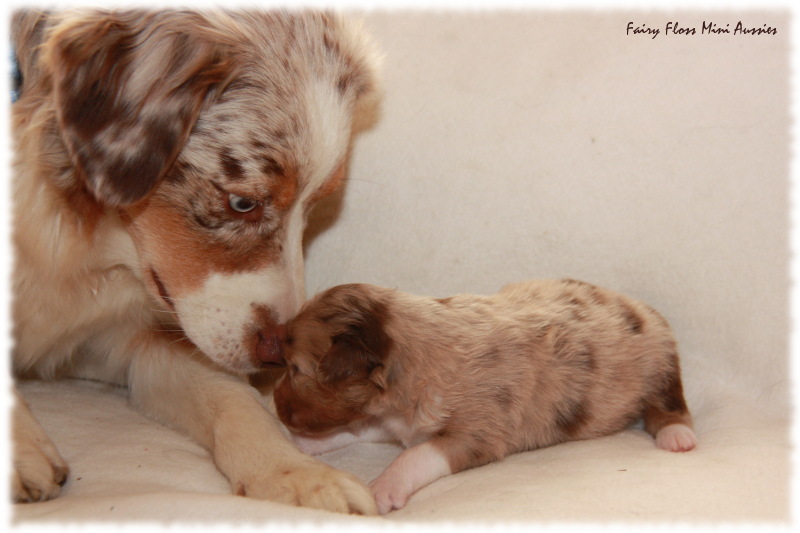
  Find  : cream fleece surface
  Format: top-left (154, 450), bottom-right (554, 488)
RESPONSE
top-left (11, 9), bottom-right (791, 527)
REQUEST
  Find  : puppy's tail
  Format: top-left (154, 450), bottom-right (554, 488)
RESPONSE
top-left (641, 360), bottom-right (697, 453)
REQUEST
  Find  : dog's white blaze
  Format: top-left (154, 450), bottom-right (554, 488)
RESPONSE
top-left (284, 203), bottom-right (308, 306)
top-left (171, 81), bottom-right (353, 375)
top-left (303, 80), bottom-right (351, 183)
top-left (174, 262), bottom-right (301, 373)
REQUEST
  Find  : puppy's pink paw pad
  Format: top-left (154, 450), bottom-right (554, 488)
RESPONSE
top-left (655, 424), bottom-right (697, 452)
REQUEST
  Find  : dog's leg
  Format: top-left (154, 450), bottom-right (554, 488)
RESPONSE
top-left (127, 333), bottom-right (377, 515)
top-left (11, 389), bottom-right (70, 503)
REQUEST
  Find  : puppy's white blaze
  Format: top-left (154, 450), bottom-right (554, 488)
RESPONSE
top-left (174, 264), bottom-right (302, 374)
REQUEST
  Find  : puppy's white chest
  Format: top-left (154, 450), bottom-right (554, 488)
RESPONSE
top-left (381, 414), bottom-right (440, 448)
top-left (382, 416), bottom-right (421, 447)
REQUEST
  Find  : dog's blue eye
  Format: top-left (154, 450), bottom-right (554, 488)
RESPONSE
top-left (228, 193), bottom-right (257, 213)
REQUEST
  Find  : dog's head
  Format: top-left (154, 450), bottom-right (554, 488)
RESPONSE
top-left (27, 10), bottom-right (379, 373)
top-left (274, 284), bottom-right (393, 436)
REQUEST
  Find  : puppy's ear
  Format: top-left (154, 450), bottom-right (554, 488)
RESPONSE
top-left (317, 286), bottom-right (393, 386)
top-left (43, 10), bottom-right (237, 206)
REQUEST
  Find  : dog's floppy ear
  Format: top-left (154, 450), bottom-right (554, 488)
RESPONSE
top-left (43, 10), bottom-right (237, 206)
top-left (317, 286), bottom-right (393, 386)
top-left (12, 10), bottom-right (50, 92)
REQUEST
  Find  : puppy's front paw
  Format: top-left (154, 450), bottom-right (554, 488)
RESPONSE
top-left (12, 397), bottom-right (69, 503)
top-left (236, 457), bottom-right (378, 516)
top-left (369, 471), bottom-right (412, 514)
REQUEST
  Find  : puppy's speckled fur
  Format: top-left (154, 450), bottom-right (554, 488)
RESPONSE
top-left (274, 279), bottom-right (696, 513)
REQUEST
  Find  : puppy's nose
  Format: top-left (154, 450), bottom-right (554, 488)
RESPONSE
top-left (256, 324), bottom-right (287, 368)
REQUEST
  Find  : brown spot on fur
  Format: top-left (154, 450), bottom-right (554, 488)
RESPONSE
top-left (219, 148), bottom-right (246, 181)
top-left (336, 75), bottom-right (350, 94)
top-left (567, 297), bottom-right (590, 321)
top-left (492, 386), bottom-right (514, 409)
top-left (190, 209), bottom-right (224, 230)
top-left (259, 155), bottom-right (284, 177)
top-left (322, 28), bottom-right (340, 56)
top-left (564, 278), bottom-right (608, 306)
top-left (587, 286), bottom-right (608, 305)
top-left (620, 302), bottom-right (644, 334)
top-left (317, 288), bottom-right (393, 384)
top-left (556, 398), bottom-right (590, 437)
top-left (274, 129), bottom-right (289, 141)
top-left (659, 367), bottom-right (689, 413)
top-left (480, 348), bottom-right (502, 362)
top-left (552, 330), bottom-right (595, 371)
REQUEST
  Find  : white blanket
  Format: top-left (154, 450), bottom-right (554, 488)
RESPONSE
top-left (10, 9), bottom-right (791, 527)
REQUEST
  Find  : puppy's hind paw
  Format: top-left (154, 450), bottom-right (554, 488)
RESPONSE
top-left (655, 423), bottom-right (697, 453)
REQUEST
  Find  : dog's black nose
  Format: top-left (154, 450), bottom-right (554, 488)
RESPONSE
top-left (256, 324), bottom-right (287, 368)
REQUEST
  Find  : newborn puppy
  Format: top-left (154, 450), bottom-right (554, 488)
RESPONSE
top-left (273, 279), bottom-right (697, 514)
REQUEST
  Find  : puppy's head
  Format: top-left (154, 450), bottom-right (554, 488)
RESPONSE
top-left (274, 284), bottom-right (393, 436)
top-left (27, 10), bottom-right (379, 374)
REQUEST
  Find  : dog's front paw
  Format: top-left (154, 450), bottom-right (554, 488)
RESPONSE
top-left (236, 457), bottom-right (378, 516)
top-left (12, 395), bottom-right (70, 503)
top-left (12, 449), bottom-right (69, 504)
